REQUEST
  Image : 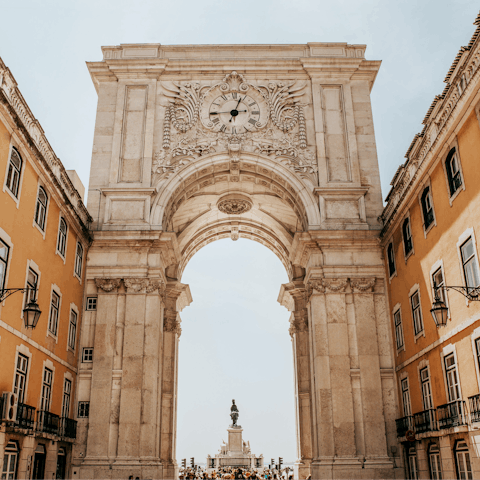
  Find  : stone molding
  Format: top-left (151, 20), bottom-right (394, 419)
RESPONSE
top-left (95, 278), bottom-right (122, 292)
top-left (305, 276), bottom-right (377, 301)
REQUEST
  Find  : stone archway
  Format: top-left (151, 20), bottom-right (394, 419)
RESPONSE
top-left (74, 43), bottom-right (401, 480)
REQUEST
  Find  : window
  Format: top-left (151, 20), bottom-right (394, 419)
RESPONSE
top-left (387, 243), bottom-right (396, 277)
top-left (428, 444), bottom-right (442, 480)
top-left (62, 379), bottom-right (71, 418)
top-left (34, 187), bottom-right (48, 231)
top-left (460, 238), bottom-right (480, 294)
top-left (5, 148), bottom-right (22, 198)
top-left (421, 186), bottom-right (435, 229)
top-left (56, 218), bottom-right (67, 258)
top-left (13, 354), bottom-right (29, 404)
top-left (2, 441), bottom-right (19, 480)
top-left (48, 291), bottom-right (60, 336)
top-left (445, 148), bottom-right (463, 197)
top-left (407, 447), bottom-right (418, 480)
top-left (68, 310), bottom-right (77, 350)
top-left (420, 367), bottom-right (433, 410)
top-left (455, 441), bottom-right (472, 479)
top-left (40, 368), bottom-right (53, 412)
top-left (0, 239), bottom-right (9, 291)
top-left (82, 348), bottom-right (93, 362)
top-left (432, 267), bottom-right (447, 303)
top-left (394, 309), bottom-right (404, 350)
top-left (401, 378), bottom-right (411, 416)
top-left (475, 338), bottom-right (480, 372)
top-left (74, 242), bottom-right (84, 279)
top-left (86, 297), bottom-right (97, 311)
top-left (77, 401), bottom-right (90, 418)
top-left (24, 268), bottom-right (38, 307)
top-left (402, 217), bottom-right (413, 257)
top-left (445, 353), bottom-right (460, 402)
top-left (411, 290), bottom-right (424, 336)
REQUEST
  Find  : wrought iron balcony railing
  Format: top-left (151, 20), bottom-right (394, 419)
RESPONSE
top-left (60, 417), bottom-right (77, 439)
top-left (468, 394), bottom-right (480, 423)
top-left (36, 410), bottom-right (60, 435)
top-left (395, 415), bottom-right (414, 437)
top-left (437, 400), bottom-right (467, 429)
top-left (16, 403), bottom-right (35, 429)
top-left (413, 408), bottom-right (437, 433)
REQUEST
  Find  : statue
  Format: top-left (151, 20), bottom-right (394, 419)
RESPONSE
top-left (230, 399), bottom-right (239, 427)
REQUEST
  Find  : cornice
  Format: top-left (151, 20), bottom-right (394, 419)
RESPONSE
top-left (0, 57), bottom-right (93, 237)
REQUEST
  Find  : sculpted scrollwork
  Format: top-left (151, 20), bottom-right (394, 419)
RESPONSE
top-left (95, 278), bottom-right (122, 292)
top-left (350, 277), bottom-right (376, 293)
top-left (322, 278), bottom-right (348, 293)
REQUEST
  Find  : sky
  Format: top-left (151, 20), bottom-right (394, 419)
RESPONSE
top-left (1, 0), bottom-right (478, 464)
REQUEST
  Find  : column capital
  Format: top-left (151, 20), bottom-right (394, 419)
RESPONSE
top-left (94, 278), bottom-right (122, 292)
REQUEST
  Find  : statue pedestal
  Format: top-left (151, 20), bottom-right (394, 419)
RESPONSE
top-left (227, 427), bottom-right (243, 454)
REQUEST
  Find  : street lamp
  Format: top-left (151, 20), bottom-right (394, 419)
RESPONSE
top-left (1, 287), bottom-right (41, 328)
top-left (430, 285), bottom-right (448, 328)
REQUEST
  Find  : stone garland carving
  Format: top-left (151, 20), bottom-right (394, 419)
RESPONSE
top-left (289, 311), bottom-right (309, 337)
top-left (305, 277), bottom-right (376, 300)
top-left (95, 278), bottom-right (122, 292)
top-left (322, 278), bottom-right (348, 293)
top-left (123, 278), bottom-right (150, 293)
top-left (163, 315), bottom-right (182, 337)
top-left (350, 278), bottom-right (376, 293)
top-left (155, 72), bottom-right (316, 187)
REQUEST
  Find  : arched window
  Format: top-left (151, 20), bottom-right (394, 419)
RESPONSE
top-left (1, 441), bottom-right (19, 479)
top-left (402, 217), bottom-right (413, 257)
top-left (5, 148), bottom-right (23, 198)
top-left (455, 440), bottom-right (472, 479)
top-left (445, 148), bottom-right (463, 196)
top-left (421, 186), bottom-right (435, 229)
top-left (408, 446), bottom-right (418, 480)
top-left (428, 443), bottom-right (442, 480)
top-left (56, 218), bottom-right (67, 258)
top-left (34, 187), bottom-right (48, 231)
top-left (387, 242), bottom-right (396, 277)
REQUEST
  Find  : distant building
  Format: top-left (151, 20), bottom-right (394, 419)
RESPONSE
top-left (0, 57), bottom-right (91, 479)
top-left (380, 12), bottom-right (480, 480)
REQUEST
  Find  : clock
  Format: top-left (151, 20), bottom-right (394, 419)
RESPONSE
top-left (200, 88), bottom-right (268, 134)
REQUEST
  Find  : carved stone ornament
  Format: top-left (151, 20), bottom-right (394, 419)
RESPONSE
top-left (322, 278), bottom-right (348, 293)
top-left (217, 195), bottom-right (253, 215)
top-left (350, 278), bottom-right (376, 293)
top-left (123, 278), bottom-right (150, 293)
top-left (164, 315), bottom-right (182, 336)
top-left (95, 278), bottom-right (121, 292)
top-left (146, 279), bottom-right (165, 294)
top-left (289, 311), bottom-right (309, 337)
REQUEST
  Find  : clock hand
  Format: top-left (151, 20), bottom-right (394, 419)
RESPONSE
top-left (210, 110), bottom-right (247, 115)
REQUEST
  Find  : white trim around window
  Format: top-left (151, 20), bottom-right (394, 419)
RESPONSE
top-left (441, 139), bottom-right (465, 206)
top-left (399, 371), bottom-right (412, 417)
top-left (32, 182), bottom-right (49, 239)
top-left (471, 326), bottom-right (480, 392)
top-left (47, 284), bottom-right (62, 342)
top-left (67, 303), bottom-right (79, 352)
top-left (429, 259), bottom-right (451, 321)
top-left (0, 227), bottom-right (14, 303)
top-left (417, 178), bottom-right (437, 237)
top-left (456, 227), bottom-right (480, 306)
top-left (440, 343), bottom-right (463, 402)
top-left (417, 359), bottom-right (434, 410)
top-left (408, 283), bottom-right (425, 341)
top-left (55, 215), bottom-right (68, 263)
top-left (11, 344), bottom-right (32, 405)
top-left (39, 359), bottom-right (55, 412)
top-left (386, 238), bottom-right (397, 282)
top-left (73, 240), bottom-right (84, 284)
top-left (401, 212), bottom-right (415, 263)
top-left (392, 303), bottom-right (405, 354)
top-left (3, 144), bottom-right (26, 208)
top-left (21, 260), bottom-right (41, 321)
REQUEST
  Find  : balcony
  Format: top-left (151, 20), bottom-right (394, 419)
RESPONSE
top-left (396, 415), bottom-right (413, 437)
top-left (437, 400), bottom-right (467, 429)
top-left (36, 410), bottom-right (59, 435)
top-left (413, 409), bottom-right (437, 433)
top-left (60, 417), bottom-right (77, 439)
top-left (16, 403), bottom-right (35, 429)
top-left (468, 394), bottom-right (480, 423)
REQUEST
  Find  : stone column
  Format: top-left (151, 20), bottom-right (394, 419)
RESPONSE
top-left (281, 281), bottom-right (313, 480)
top-left (160, 281), bottom-right (191, 480)
top-left (84, 278), bottom-right (121, 474)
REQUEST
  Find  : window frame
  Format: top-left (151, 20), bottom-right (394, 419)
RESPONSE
top-left (1, 441), bottom-right (19, 480)
top-left (401, 377), bottom-right (412, 417)
top-left (407, 446), bottom-right (418, 480)
top-left (402, 214), bottom-right (414, 261)
top-left (33, 184), bottom-right (49, 237)
top-left (409, 286), bottom-right (424, 340)
top-left (67, 307), bottom-right (78, 352)
top-left (442, 145), bottom-right (465, 205)
top-left (74, 240), bottom-right (84, 282)
top-left (444, 353), bottom-right (461, 402)
top-left (393, 306), bottom-right (405, 353)
top-left (460, 237), bottom-right (480, 295)
top-left (430, 260), bottom-right (450, 321)
top-left (428, 443), bottom-right (442, 480)
top-left (13, 353), bottom-right (29, 405)
top-left (456, 229), bottom-right (480, 305)
top-left (82, 347), bottom-right (94, 363)
top-left (3, 145), bottom-right (24, 206)
top-left (419, 183), bottom-right (436, 234)
top-left (77, 401), bottom-right (90, 418)
top-left (454, 440), bottom-right (473, 480)
top-left (0, 238), bottom-right (10, 292)
top-left (40, 367), bottom-right (53, 412)
top-left (61, 378), bottom-right (72, 419)
top-left (56, 216), bottom-right (68, 261)
top-left (420, 366), bottom-right (433, 410)
top-left (386, 241), bottom-right (396, 279)
top-left (86, 297), bottom-right (97, 311)
top-left (47, 286), bottom-right (61, 340)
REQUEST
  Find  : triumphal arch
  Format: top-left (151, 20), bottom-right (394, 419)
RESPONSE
top-left (74, 43), bottom-right (401, 479)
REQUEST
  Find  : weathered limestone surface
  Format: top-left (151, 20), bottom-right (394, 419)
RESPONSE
top-left (75, 43), bottom-right (403, 479)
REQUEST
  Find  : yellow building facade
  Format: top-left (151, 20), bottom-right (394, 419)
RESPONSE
top-left (381, 13), bottom-right (480, 480)
top-left (0, 58), bottom-right (91, 479)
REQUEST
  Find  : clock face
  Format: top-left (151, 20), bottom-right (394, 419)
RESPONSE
top-left (201, 90), bottom-right (267, 134)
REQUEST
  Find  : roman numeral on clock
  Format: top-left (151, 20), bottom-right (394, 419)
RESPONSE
top-left (249, 102), bottom-right (257, 107)
top-left (248, 118), bottom-right (257, 125)
top-left (221, 95), bottom-right (228, 101)
top-left (220, 124), bottom-right (227, 132)
top-left (251, 111), bottom-right (260, 115)
top-left (212, 118), bottom-right (220, 124)
top-left (232, 127), bottom-right (237, 134)
top-left (232, 92), bottom-right (237, 99)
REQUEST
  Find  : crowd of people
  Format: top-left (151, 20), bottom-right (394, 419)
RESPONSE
top-left (179, 466), bottom-right (295, 480)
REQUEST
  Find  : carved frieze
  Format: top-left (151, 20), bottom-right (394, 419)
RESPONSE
top-left (322, 278), bottom-right (348, 293)
top-left (123, 278), bottom-right (150, 293)
top-left (217, 197), bottom-right (253, 215)
top-left (350, 277), bottom-right (376, 293)
top-left (95, 278), bottom-right (122, 292)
